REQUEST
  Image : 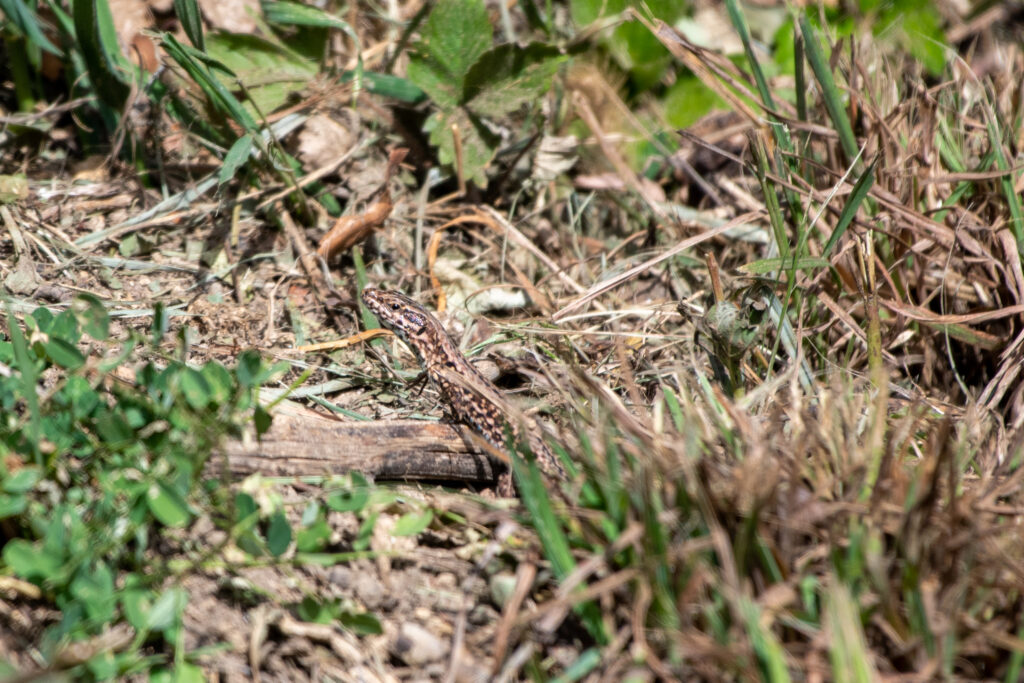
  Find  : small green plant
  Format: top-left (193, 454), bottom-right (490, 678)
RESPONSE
top-left (0, 296), bottom-right (284, 678)
top-left (406, 0), bottom-right (565, 187)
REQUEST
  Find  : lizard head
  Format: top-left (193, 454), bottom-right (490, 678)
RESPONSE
top-left (361, 287), bottom-right (433, 347)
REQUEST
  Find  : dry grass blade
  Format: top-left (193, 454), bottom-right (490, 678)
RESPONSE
top-left (552, 211), bottom-right (762, 321)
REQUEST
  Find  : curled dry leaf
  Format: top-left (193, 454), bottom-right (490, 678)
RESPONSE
top-left (317, 148), bottom-right (408, 260)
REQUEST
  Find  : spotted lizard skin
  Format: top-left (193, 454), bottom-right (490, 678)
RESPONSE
top-left (361, 287), bottom-right (566, 494)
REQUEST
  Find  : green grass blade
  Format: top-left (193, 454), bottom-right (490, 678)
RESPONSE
top-left (741, 596), bottom-right (792, 682)
top-left (724, 0), bottom-right (792, 153)
top-left (173, 0), bottom-right (204, 51)
top-left (825, 580), bottom-right (876, 683)
top-left (73, 0), bottom-right (131, 107)
top-left (983, 100), bottom-right (1024, 253)
top-left (822, 158), bottom-right (877, 258)
top-left (799, 15), bottom-right (858, 164)
top-left (160, 33), bottom-right (258, 132)
top-left (512, 444), bottom-right (608, 644)
top-left (0, 0), bottom-right (61, 55)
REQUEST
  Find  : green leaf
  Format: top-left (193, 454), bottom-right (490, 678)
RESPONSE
top-left (0, 0), bottom-right (61, 55)
top-left (160, 33), bottom-right (258, 132)
top-left (44, 337), bottom-right (86, 370)
top-left (800, 15), bottom-right (858, 164)
top-left (178, 367), bottom-right (211, 410)
top-left (267, 510), bottom-right (292, 557)
top-left (296, 518), bottom-right (331, 552)
top-left (204, 32), bottom-right (318, 119)
top-left (235, 350), bottom-right (266, 387)
top-left (353, 510), bottom-right (377, 551)
top-left (147, 586), bottom-right (188, 632)
top-left (71, 561), bottom-right (116, 623)
top-left (264, 1), bottom-right (357, 34)
top-left (339, 610), bottom-right (383, 635)
top-left (326, 484), bottom-right (369, 513)
top-left (122, 587), bottom-right (155, 631)
top-left (219, 133), bottom-right (255, 185)
top-left (152, 301), bottom-right (169, 344)
top-left (235, 492), bottom-right (258, 530)
top-left (95, 410), bottom-right (134, 444)
top-left (201, 362), bottom-right (233, 405)
top-left (73, 294), bottom-right (110, 340)
top-left (423, 106), bottom-right (498, 188)
top-left (664, 72), bottom-right (726, 129)
top-left (391, 509), bottom-right (433, 537)
top-left (0, 493), bottom-right (27, 518)
top-left (406, 0), bottom-right (492, 110)
top-left (8, 303), bottom-right (41, 464)
top-left (463, 43), bottom-right (565, 118)
top-left (3, 539), bottom-right (61, 581)
top-left (254, 405), bottom-right (272, 437)
top-left (147, 481), bottom-right (192, 527)
top-left (150, 663), bottom-right (205, 683)
top-left (3, 466), bottom-right (41, 493)
top-left (173, 0), bottom-right (204, 51)
top-left (73, 0), bottom-right (132, 107)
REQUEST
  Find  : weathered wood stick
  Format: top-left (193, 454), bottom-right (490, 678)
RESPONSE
top-left (220, 413), bottom-right (498, 482)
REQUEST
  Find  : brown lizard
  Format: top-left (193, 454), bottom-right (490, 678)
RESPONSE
top-left (361, 287), bottom-right (566, 495)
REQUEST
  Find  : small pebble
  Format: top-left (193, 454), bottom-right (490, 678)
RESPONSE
top-left (390, 622), bottom-right (448, 666)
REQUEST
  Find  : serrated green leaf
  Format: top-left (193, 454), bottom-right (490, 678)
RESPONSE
top-left (406, 0), bottom-right (492, 110)
top-left (160, 33), bottom-right (257, 132)
top-left (463, 43), bottom-right (565, 118)
top-left (391, 509), bottom-right (433, 537)
top-left (205, 32), bottom-right (318, 118)
top-left (147, 481), bottom-right (191, 527)
top-left (267, 510), bottom-right (292, 557)
top-left (424, 106), bottom-right (497, 188)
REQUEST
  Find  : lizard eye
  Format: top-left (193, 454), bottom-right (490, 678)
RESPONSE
top-left (390, 303), bottom-right (400, 310)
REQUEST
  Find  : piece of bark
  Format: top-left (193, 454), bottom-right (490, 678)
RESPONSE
top-left (219, 413), bottom-right (498, 482)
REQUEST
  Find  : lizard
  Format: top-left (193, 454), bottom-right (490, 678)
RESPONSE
top-left (361, 287), bottom-right (566, 496)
